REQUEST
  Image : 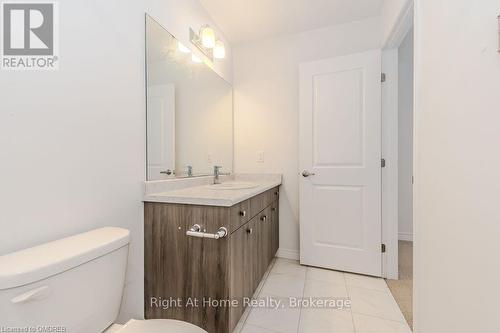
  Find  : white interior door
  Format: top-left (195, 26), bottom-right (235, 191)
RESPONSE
top-left (147, 84), bottom-right (175, 180)
top-left (299, 50), bottom-right (382, 276)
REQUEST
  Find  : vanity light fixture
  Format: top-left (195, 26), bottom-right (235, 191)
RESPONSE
top-left (189, 25), bottom-right (225, 62)
top-left (177, 41), bottom-right (191, 54)
top-left (213, 40), bottom-right (226, 59)
top-left (200, 25), bottom-right (216, 48)
top-left (191, 53), bottom-right (202, 63)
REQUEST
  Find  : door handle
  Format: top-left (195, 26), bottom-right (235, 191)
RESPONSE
top-left (301, 170), bottom-right (315, 177)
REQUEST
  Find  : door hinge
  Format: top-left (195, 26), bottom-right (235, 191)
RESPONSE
top-left (381, 158), bottom-right (386, 168)
top-left (381, 243), bottom-right (386, 253)
top-left (381, 73), bottom-right (386, 83)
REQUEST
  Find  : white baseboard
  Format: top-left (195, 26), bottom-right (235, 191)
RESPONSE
top-left (398, 232), bottom-right (413, 241)
top-left (276, 248), bottom-right (300, 261)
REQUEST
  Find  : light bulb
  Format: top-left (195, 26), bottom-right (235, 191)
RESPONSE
top-left (200, 25), bottom-right (215, 49)
top-left (191, 53), bottom-right (202, 63)
top-left (177, 41), bottom-right (190, 54)
top-left (213, 40), bottom-right (226, 59)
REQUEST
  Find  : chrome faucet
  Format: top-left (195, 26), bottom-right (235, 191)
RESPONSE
top-left (213, 166), bottom-right (231, 184)
top-left (213, 166), bottom-right (223, 184)
top-left (186, 165), bottom-right (193, 177)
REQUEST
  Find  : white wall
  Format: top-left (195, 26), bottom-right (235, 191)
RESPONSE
top-left (381, 0), bottom-right (412, 45)
top-left (233, 17), bottom-right (382, 256)
top-left (398, 28), bottom-right (413, 240)
top-left (0, 0), bottom-right (232, 323)
top-left (414, 1), bottom-right (500, 331)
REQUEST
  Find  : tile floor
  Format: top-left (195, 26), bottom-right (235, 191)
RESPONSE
top-left (386, 241), bottom-right (413, 328)
top-left (234, 258), bottom-right (412, 333)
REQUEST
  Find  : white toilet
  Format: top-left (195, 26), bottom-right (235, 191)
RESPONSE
top-left (0, 227), bottom-right (207, 333)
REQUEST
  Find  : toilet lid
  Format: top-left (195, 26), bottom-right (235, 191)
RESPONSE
top-left (118, 319), bottom-right (207, 333)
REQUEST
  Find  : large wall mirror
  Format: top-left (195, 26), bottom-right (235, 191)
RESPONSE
top-left (145, 15), bottom-right (233, 180)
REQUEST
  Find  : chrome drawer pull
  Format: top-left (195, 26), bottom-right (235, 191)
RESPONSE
top-left (186, 225), bottom-right (228, 239)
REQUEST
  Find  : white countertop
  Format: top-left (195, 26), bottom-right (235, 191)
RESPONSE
top-left (143, 174), bottom-right (282, 207)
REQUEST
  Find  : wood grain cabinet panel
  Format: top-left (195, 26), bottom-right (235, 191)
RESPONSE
top-left (249, 189), bottom-right (272, 218)
top-left (229, 224), bottom-right (246, 330)
top-left (271, 200), bottom-right (280, 258)
top-left (144, 186), bottom-right (280, 333)
top-left (248, 216), bottom-right (262, 292)
top-left (144, 203), bottom-right (187, 321)
top-left (184, 206), bottom-right (230, 332)
top-left (258, 207), bottom-right (272, 277)
top-left (229, 199), bottom-right (250, 233)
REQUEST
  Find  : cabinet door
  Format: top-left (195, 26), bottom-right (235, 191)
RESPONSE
top-left (230, 199), bottom-right (250, 233)
top-left (267, 206), bottom-right (275, 263)
top-left (184, 206), bottom-right (230, 333)
top-left (230, 224), bottom-right (247, 331)
top-left (144, 203), bottom-right (187, 321)
top-left (254, 207), bottom-right (271, 283)
top-left (262, 207), bottom-right (273, 269)
top-left (246, 218), bottom-right (256, 293)
top-left (271, 200), bottom-right (279, 258)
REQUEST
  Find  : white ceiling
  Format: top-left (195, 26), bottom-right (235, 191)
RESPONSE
top-left (199, 0), bottom-right (383, 44)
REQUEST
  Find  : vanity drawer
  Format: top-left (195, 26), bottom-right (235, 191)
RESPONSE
top-left (249, 190), bottom-right (270, 218)
top-left (229, 199), bottom-right (250, 233)
top-left (249, 188), bottom-right (277, 218)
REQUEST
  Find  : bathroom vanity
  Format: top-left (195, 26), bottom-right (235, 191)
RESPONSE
top-left (143, 16), bottom-right (277, 333)
top-left (143, 176), bottom-right (281, 333)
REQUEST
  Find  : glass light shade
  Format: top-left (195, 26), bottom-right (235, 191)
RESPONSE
top-left (213, 40), bottom-right (226, 59)
top-left (191, 53), bottom-right (202, 63)
top-left (200, 25), bottom-right (216, 48)
top-left (177, 41), bottom-right (191, 53)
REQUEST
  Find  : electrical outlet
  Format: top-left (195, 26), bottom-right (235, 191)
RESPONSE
top-left (257, 151), bottom-right (264, 163)
top-left (207, 154), bottom-right (212, 164)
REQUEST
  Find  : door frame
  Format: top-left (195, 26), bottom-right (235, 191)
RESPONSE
top-left (381, 0), bottom-right (414, 279)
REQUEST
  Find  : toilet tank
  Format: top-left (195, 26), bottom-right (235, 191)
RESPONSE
top-left (0, 227), bottom-right (130, 333)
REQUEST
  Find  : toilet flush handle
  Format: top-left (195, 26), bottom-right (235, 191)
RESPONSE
top-left (11, 286), bottom-right (50, 304)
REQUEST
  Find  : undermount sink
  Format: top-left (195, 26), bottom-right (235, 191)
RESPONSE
top-left (208, 182), bottom-right (258, 190)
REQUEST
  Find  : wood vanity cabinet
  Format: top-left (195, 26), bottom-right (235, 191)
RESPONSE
top-left (144, 186), bottom-right (280, 333)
